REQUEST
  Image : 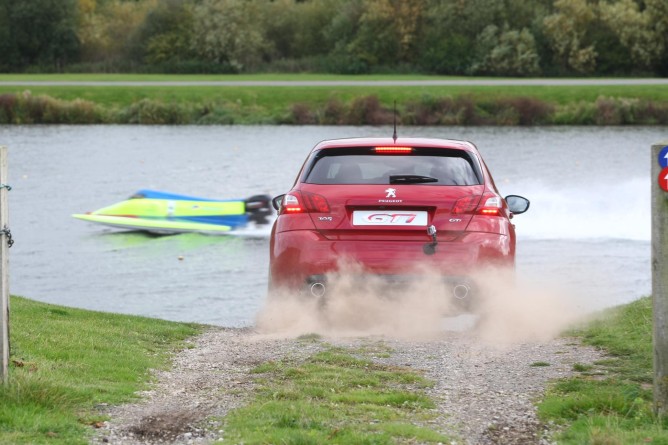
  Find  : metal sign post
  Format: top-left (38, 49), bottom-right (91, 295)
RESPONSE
top-left (0, 146), bottom-right (8, 384)
top-left (652, 141), bottom-right (668, 418)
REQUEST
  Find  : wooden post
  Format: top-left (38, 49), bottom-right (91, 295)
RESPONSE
top-left (0, 146), bottom-right (8, 384)
top-left (652, 141), bottom-right (668, 418)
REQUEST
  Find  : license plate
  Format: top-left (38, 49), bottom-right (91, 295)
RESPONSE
top-left (352, 210), bottom-right (428, 226)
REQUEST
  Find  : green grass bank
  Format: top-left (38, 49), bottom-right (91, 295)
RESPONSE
top-left (538, 296), bottom-right (668, 444)
top-left (0, 75), bottom-right (667, 125)
top-left (0, 296), bottom-right (202, 444)
top-left (0, 294), bottom-right (665, 444)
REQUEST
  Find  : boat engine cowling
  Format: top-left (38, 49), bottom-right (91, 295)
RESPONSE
top-left (245, 194), bottom-right (273, 224)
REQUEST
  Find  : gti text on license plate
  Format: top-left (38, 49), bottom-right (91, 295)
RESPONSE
top-left (352, 210), bottom-right (428, 226)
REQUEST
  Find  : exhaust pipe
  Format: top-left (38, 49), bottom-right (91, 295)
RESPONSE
top-left (309, 282), bottom-right (326, 298)
top-left (452, 284), bottom-right (470, 300)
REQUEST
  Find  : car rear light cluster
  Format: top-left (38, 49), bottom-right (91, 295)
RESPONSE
top-left (279, 191), bottom-right (330, 214)
top-left (452, 192), bottom-right (503, 216)
top-left (477, 195), bottom-right (503, 216)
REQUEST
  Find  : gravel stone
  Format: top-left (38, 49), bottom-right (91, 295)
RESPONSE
top-left (90, 325), bottom-right (604, 445)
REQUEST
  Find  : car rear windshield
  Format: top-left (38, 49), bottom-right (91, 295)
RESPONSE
top-left (304, 148), bottom-right (482, 185)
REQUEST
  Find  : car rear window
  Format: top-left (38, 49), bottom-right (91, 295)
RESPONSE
top-left (304, 150), bottom-right (481, 185)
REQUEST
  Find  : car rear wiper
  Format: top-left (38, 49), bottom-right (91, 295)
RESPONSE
top-left (389, 175), bottom-right (438, 184)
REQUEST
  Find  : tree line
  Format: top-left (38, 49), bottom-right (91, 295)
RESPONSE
top-left (1, 0), bottom-right (666, 76)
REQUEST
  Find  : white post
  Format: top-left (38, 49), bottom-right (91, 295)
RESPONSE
top-left (652, 141), bottom-right (668, 418)
top-left (0, 146), bottom-right (8, 384)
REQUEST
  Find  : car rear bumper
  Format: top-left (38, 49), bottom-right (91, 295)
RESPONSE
top-left (301, 272), bottom-right (477, 309)
top-left (269, 229), bottom-right (514, 290)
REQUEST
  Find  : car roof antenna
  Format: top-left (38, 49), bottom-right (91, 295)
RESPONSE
top-left (392, 100), bottom-right (398, 143)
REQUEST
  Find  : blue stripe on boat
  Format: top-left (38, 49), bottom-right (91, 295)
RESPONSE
top-left (134, 189), bottom-right (244, 203)
top-left (173, 215), bottom-right (249, 226)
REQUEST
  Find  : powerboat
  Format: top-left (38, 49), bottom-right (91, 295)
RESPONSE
top-left (72, 189), bottom-right (274, 235)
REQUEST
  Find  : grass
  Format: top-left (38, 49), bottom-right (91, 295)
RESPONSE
top-left (0, 296), bottom-right (202, 445)
top-left (4, 84), bottom-right (668, 108)
top-left (0, 73), bottom-right (471, 82)
top-left (530, 361), bottom-right (551, 367)
top-left (220, 346), bottom-right (450, 445)
top-left (1, 74), bottom-right (667, 125)
top-left (538, 297), bottom-right (668, 445)
top-left (2, 292), bottom-right (666, 444)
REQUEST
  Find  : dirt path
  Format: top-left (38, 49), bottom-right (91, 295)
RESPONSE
top-left (91, 323), bottom-right (604, 445)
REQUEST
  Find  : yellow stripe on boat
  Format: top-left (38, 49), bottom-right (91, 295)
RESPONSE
top-left (72, 214), bottom-right (233, 233)
top-left (91, 199), bottom-right (245, 218)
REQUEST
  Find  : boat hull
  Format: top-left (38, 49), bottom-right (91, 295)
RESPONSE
top-left (72, 213), bottom-right (235, 234)
top-left (73, 190), bottom-right (273, 235)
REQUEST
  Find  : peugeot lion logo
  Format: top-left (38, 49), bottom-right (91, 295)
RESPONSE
top-left (385, 188), bottom-right (397, 198)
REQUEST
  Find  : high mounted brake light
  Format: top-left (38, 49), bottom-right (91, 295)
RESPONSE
top-left (374, 146), bottom-right (413, 154)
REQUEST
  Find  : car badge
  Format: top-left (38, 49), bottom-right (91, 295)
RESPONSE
top-left (385, 188), bottom-right (397, 198)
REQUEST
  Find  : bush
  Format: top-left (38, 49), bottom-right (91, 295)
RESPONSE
top-left (498, 97), bottom-right (554, 125)
top-left (591, 96), bottom-right (668, 125)
top-left (0, 91), bottom-right (104, 124)
top-left (195, 106), bottom-right (236, 125)
top-left (404, 95), bottom-right (495, 126)
top-left (0, 94), bottom-right (17, 123)
top-left (347, 96), bottom-right (392, 125)
top-left (45, 98), bottom-right (103, 124)
top-left (552, 102), bottom-right (597, 125)
top-left (322, 98), bottom-right (346, 125)
top-left (119, 99), bottom-right (192, 124)
top-left (635, 100), bottom-right (668, 125)
top-left (289, 103), bottom-right (317, 124)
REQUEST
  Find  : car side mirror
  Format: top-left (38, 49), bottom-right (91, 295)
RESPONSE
top-left (505, 195), bottom-right (530, 215)
top-left (271, 194), bottom-right (285, 212)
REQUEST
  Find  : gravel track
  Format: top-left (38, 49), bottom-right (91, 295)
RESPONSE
top-left (91, 323), bottom-right (604, 445)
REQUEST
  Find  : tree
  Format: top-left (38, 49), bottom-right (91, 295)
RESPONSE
top-left (133, 0), bottom-right (196, 68)
top-left (599, 0), bottom-right (663, 72)
top-left (78, 0), bottom-right (157, 66)
top-left (191, 0), bottom-right (267, 71)
top-left (646, 0), bottom-right (668, 75)
top-left (0, 0), bottom-right (14, 71)
top-left (347, 0), bottom-right (426, 68)
top-left (542, 0), bottom-right (597, 74)
top-left (320, 0), bottom-right (368, 73)
top-left (471, 25), bottom-right (541, 76)
top-left (417, 0), bottom-right (507, 75)
top-left (1, 0), bottom-right (80, 71)
top-left (262, 0), bottom-right (341, 61)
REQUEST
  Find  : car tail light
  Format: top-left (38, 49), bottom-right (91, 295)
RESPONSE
top-left (303, 192), bottom-right (330, 212)
top-left (279, 191), bottom-right (330, 215)
top-left (374, 146), bottom-right (413, 154)
top-left (282, 194), bottom-right (304, 213)
top-left (452, 193), bottom-right (503, 216)
top-left (476, 193), bottom-right (503, 216)
top-left (452, 195), bottom-right (480, 214)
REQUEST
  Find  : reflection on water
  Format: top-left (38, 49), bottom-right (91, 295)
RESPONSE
top-left (1, 125), bottom-right (663, 326)
top-left (95, 231), bottom-right (239, 250)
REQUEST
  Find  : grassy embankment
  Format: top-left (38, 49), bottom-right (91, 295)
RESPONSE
top-left (0, 74), bottom-right (667, 125)
top-left (539, 296), bottom-right (668, 444)
top-left (1, 294), bottom-right (666, 444)
top-left (0, 296), bottom-right (202, 445)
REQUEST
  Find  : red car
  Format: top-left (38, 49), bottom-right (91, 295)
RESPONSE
top-left (269, 137), bottom-right (529, 306)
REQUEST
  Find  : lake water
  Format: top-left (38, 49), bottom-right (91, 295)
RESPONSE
top-left (0, 125), bottom-right (663, 326)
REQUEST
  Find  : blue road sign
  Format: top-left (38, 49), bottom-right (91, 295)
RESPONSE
top-left (659, 146), bottom-right (668, 168)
